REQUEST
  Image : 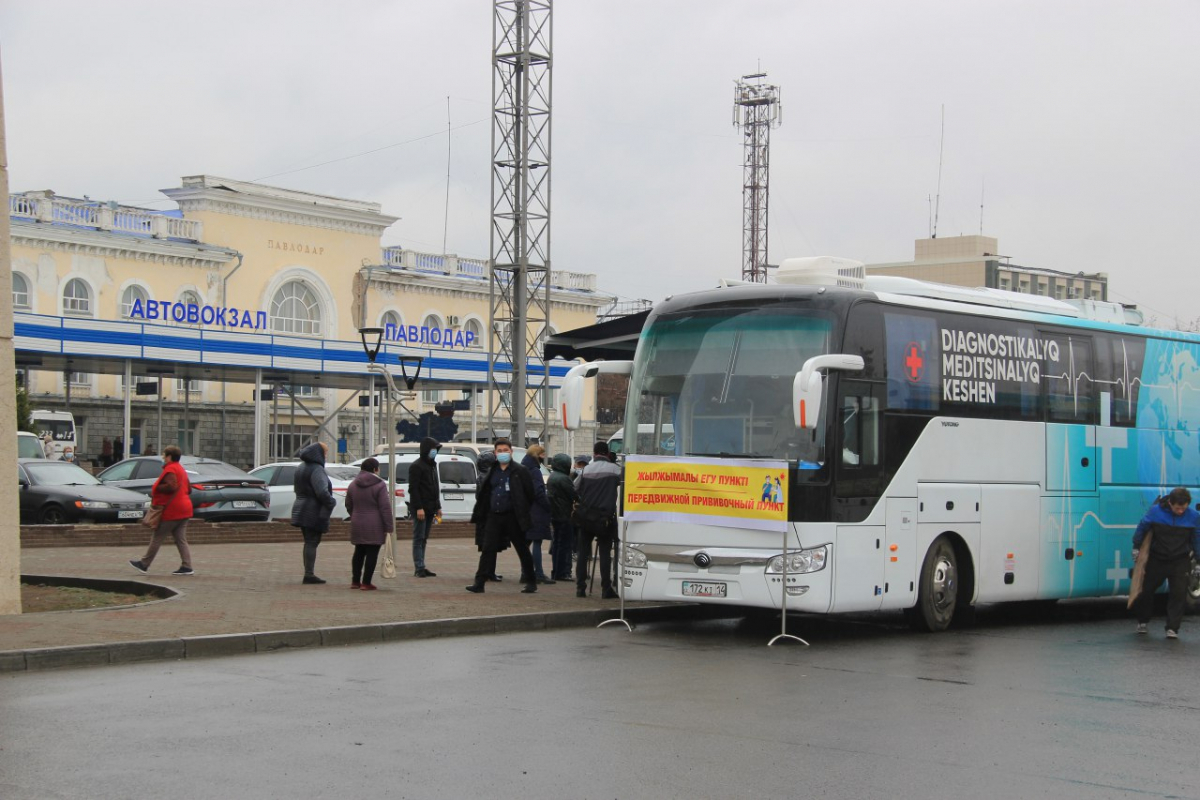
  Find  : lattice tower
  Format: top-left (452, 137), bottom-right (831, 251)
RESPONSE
top-left (733, 73), bottom-right (782, 283)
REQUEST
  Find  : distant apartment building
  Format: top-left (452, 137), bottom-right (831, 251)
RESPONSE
top-left (866, 235), bottom-right (1108, 302)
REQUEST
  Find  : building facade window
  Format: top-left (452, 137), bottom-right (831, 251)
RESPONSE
top-left (177, 420), bottom-right (198, 454)
top-left (465, 317), bottom-right (483, 348)
top-left (62, 278), bottom-right (92, 316)
top-left (381, 310), bottom-right (402, 330)
top-left (69, 371), bottom-right (93, 389)
top-left (176, 378), bottom-right (201, 394)
top-left (270, 280), bottom-right (322, 335)
top-left (12, 273), bottom-right (30, 310)
top-left (120, 285), bottom-right (149, 319)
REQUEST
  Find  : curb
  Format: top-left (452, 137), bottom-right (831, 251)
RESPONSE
top-left (0, 604), bottom-right (729, 674)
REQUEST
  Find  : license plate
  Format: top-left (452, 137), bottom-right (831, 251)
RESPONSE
top-left (232, 500), bottom-right (258, 509)
top-left (681, 580), bottom-right (727, 598)
top-left (444, 492), bottom-right (464, 501)
top-left (118, 510), bottom-right (144, 519)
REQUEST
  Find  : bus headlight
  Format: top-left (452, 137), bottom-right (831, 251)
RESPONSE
top-left (766, 545), bottom-right (828, 574)
top-left (622, 548), bottom-right (647, 568)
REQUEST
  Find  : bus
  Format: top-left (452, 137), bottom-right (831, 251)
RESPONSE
top-left (607, 424), bottom-right (675, 456)
top-left (31, 410), bottom-right (77, 461)
top-left (559, 257), bottom-right (1197, 631)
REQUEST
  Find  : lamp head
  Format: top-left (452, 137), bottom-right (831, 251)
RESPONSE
top-left (359, 327), bottom-right (384, 363)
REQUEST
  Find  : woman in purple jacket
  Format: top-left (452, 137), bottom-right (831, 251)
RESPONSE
top-left (344, 457), bottom-right (394, 590)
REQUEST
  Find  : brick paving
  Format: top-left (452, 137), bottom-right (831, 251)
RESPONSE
top-left (3, 537), bottom-right (626, 652)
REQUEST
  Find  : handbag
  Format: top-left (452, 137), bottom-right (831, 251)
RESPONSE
top-left (142, 505), bottom-right (165, 529)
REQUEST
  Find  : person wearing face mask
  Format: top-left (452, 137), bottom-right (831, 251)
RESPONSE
top-left (465, 438), bottom-right (538, 595)
top-left (407, 437), bottom-right (442, 578)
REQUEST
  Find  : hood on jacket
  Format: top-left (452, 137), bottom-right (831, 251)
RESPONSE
top-left (298, 442), bottom-right (326, 465)
top-left (419, 437), bottom-right (441, 460)
top-left (351, 471), bottom-right (383, 489)
top-left (521, 453), bottom-right (540, 471)
top-left (550, 453), bottom-right (572, 475)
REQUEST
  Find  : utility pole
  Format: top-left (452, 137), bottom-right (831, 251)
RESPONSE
top-left (733, 73), bottom-right (781, 283)
top-left (488, 0), bottom-right (552, 446)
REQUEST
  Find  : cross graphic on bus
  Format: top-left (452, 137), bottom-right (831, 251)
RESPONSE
top-left (904, 342), bottom-right (924, 382)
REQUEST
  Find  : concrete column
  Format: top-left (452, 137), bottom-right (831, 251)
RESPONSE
top-left (0, 56), bottom-right (23, 614)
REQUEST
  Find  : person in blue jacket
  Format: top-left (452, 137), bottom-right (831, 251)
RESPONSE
top-left (1131, 487), bottom-right (1200, 638)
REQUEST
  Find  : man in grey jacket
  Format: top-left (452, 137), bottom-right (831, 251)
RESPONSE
top-left (573, 441), bottom-right (621, 599)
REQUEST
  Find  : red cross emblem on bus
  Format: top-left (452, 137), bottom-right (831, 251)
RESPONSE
top-left (904, 342), bottom-right (924, 382)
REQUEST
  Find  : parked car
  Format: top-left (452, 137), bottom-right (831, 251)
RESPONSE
top-left (350, 452), bottom-right (478, 520)
top-left (18, 458), bottom-right (150, 525)
top-left (248, 462), bottom-right (361, 521)
top-left (372, 441), bottom-right (494, 466)
top-left (17, 431), bottom-right (46, 459)
top-left (97, 456), bottom-right (270, 522)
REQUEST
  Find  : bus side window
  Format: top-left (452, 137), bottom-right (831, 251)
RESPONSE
top-left (841, 385), bottom-right (882, 468)
top-left (1043, 334), bottom-right (1095, 424)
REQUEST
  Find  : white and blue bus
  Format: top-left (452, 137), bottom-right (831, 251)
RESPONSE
top-left (560, 258), bottom-right (1197, 631)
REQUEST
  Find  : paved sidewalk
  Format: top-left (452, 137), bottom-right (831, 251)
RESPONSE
top-left (2, 538), bottom-right (682, 672)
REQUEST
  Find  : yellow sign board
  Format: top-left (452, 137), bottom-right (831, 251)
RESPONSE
top-left (623, 455), bottom-right (789, 532)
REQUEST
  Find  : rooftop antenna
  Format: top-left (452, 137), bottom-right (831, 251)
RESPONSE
top-left (932, 104), bottom-right (944, 239)
top-left (442, 96), bottom-right (451, 255)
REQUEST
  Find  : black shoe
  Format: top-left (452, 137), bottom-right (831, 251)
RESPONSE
top-left (487, 574), bottom-right (503, 582)
top-left (602, 588), bottom-right (619, 600)
top-left (576, 588), bottom-right (587, 598)
top-left (129, 559), bottom-right (148, 574)
top-left (537, 576), bottom-right (556, 585)
top-left (171, 567), bottom-right (195, 576)
top-left (416, 568), bottom-right (437, 578)
top-left (465, 584), bottom-right (485, 594)
top-left (521, 584), bottom-right (538, 594)
top-left (303, 575), bottom-right (327, 585)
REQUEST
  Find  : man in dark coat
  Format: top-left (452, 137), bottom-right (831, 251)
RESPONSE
top-left (465, 438), bottom-right (538, 594)
top-left (547, 452), bottom-right (578, 581)
top-left (573, 440), bottom-right (621, 599)
top-left (406, 437), bottom-right (442, 577)
top-left (291, 441), bottom-right (336, 584)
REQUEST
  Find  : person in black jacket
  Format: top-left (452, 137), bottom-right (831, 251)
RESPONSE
top-left (573, 440), bottom-right (621, 599)
top-left (465, 438), bottom-right (538, 595)
top-left (1131, 487), bottom-right (1200, 638)
top-left (406, 437), bottom-right (442, 577)
top-left (291, 441), bottom-right (336, 585)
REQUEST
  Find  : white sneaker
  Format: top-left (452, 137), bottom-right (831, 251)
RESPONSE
top-left (1136, 623), bottom-right (1148, 634)
top-left (1166, 629), bottom-right (1179, 639)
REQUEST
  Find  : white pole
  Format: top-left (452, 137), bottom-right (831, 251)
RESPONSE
top-left (122, 360), bottom-right (132, 460)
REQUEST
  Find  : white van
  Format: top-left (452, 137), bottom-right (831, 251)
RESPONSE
top-left (350, 452), bottom-right (478, 520)
top-left (607, 424), bottom-right (675, 456)
top-left (372, 441), bottom-right (493, 465)
top-left (17, 431), bottom-right (46, 459)
top-left (31, 410), bottom-right (77, 461)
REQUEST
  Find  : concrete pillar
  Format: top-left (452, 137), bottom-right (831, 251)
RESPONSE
top-left (0, 55), bottom-right (23, 614)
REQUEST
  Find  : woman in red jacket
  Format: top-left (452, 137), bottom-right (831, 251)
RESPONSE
top-left (129, 445), bottom-right (195, 576)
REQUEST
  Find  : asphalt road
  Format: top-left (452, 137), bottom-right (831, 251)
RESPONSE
top-left (1, 600), bottom-right (1197, 800)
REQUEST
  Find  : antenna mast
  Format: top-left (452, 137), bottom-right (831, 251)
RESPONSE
top-left (489, 0), bottom-right (552, 446)
top-left (733, 72), bottom-right (781, 283)
top-left (932, 104), bottom-right (944, 239)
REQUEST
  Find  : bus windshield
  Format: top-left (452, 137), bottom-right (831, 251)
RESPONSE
top-left (626, 307), bottom-right (834, 473)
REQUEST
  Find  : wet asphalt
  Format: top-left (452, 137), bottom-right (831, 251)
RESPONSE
top-left (1, 599), bottom-right (1197, 800)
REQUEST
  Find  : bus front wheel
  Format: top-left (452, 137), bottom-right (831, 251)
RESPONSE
top-left (912, 536), bottom-right (959, 632)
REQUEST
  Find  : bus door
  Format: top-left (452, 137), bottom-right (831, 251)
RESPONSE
top-left (1041, 332), bottom-right (1099, 598)
top-left (831, 381), bottom-right (887, 611)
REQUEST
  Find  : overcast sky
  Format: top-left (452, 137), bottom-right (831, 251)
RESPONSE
top-left (1, 1), bottom-right (1196, 324)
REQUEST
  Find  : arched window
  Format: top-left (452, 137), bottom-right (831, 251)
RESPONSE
top-left (12, 273), bottom-right (30, 310)
top-left (381, 310), bottom-right (402, 331)
top-left (464, 318), bottom-right (483, 349)
top-left (422, 313), bottom-right (442, 331)
top-left (421, 314), bottom-right (443, 404)
top-left (179, 290), bottom-right (201, 307)
top-left (270, 280), bottom-right (322, 335)
top-left (62, 278), bottom-right (92, 316)
top-left (120, 285), bottom-right (148, 319)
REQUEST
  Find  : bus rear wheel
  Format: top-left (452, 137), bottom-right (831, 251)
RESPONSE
top-left (911, 536), bottom-right (959, 632)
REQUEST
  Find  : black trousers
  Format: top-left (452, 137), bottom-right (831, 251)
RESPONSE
top-left (352, 544), bottom-right (381, 585)
top-left (473, 511), bottom-right (536, 587)
top-left (577, 523), bottom-right (615, 592)
top-left (1132, 556), bottom-right (1191, 631)
top-left (301, 528), bottom-right (323, 577)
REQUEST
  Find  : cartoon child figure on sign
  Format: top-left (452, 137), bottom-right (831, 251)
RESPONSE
top-left (761, 475), bottom-right (773, 502)
top-left (771, 475), bottom-right (784, 504)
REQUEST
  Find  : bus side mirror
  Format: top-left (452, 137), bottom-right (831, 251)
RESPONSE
top-left (792, 354), bottom-right (865, 430)
top-left (558, 360), bottom-right (633, 431)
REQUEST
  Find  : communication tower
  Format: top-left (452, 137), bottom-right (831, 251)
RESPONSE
top-left (489, 0), bottom-right (553, 444)
top-left (733, 73), bottom-right (782, 283)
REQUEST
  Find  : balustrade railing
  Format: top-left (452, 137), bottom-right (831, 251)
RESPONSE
top-left (9, 193), bottom-right (203, 241)
top-left (380, 247), bottom-right (596, 292)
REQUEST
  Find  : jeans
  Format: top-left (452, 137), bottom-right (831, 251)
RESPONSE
top-left (352, 544), bottom-right (381, 585)
top-left (1132, 556), bottom-right (1191, 631)
top-left (550, 519), bottom-right (573, 579)
top-left (141, 518), bottom-right (192, 570)
top-left (412, 514), bottom-right (434, 572)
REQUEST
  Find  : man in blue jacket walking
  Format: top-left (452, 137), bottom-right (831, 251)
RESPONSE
top-left (1131, 487), bottom-right (1200, 638)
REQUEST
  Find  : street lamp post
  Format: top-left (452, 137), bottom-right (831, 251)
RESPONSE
top-left (359, 327), bottom-right (423, 580)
